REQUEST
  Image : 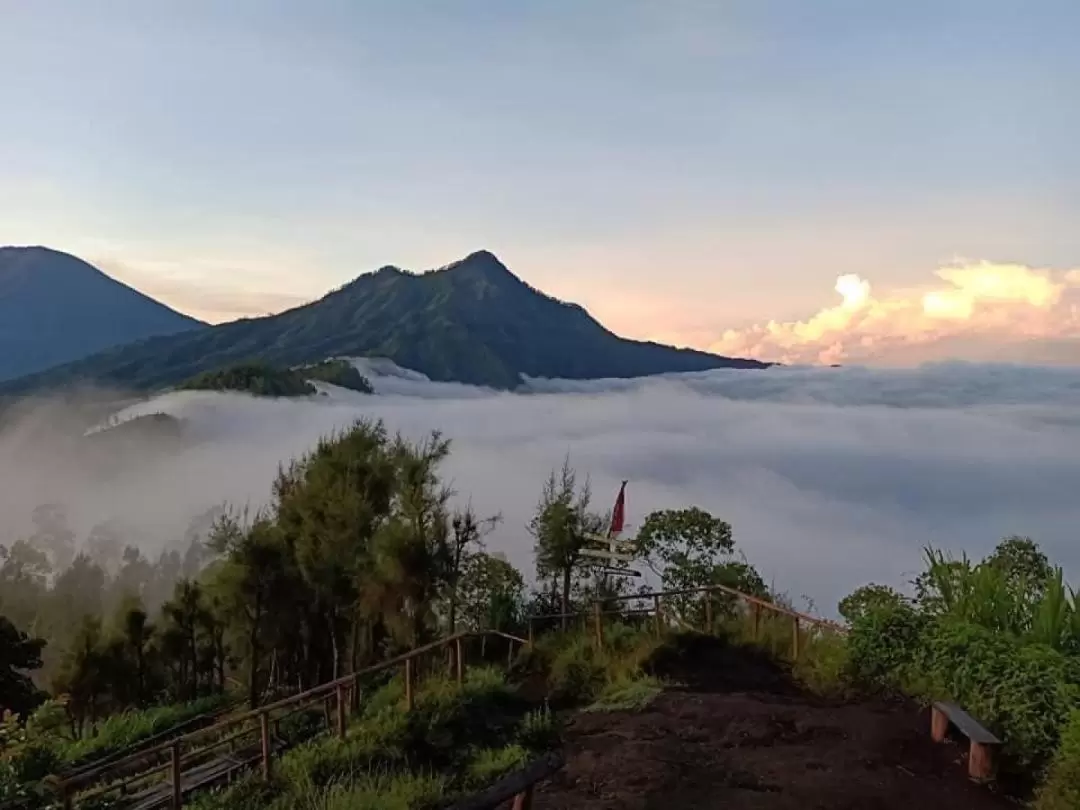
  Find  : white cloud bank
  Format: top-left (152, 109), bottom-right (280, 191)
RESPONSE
top-left (4, 359), bottom-right (1080, 617)
top-left (710, 259), bottom-right (1080, 366)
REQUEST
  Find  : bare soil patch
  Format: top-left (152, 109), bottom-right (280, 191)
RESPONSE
top-left (534, 635), bottom-right (1015, 810)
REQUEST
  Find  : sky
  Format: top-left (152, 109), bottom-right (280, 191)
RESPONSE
top-left (1, 1), bottom-right (1078, 365)
top-left (6, 360), bottom-right (1080, 618)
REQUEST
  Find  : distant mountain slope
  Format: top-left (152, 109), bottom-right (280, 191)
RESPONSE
top-left (0, 250), bottom-right (767, 393)
top-left (0, 247), bottom-right (204, 380)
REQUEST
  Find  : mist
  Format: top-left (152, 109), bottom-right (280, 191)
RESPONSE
top-left (4, 359), bottom-right (1080, 617)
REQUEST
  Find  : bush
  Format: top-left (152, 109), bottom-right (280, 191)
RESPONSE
top-left (846, 601), bottom-right (926, 690)
top-left (1036, 710), bottom-right (1080, 809)
top-left (912, 619), bottom-right (1080, 768)
top-left (792, 630), bottom-right (850, 697)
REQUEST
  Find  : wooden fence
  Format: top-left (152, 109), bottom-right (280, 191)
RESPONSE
top-left (528, 582), bottom-right (846, 660)
top-left (49, 630), bottom-right (529, 810)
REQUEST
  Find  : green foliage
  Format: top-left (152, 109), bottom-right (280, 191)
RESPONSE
top-left (285, 770), bottom-right (447, 810)
top-left (178, 362), bottom-right (317, 397)
top-left (465, 744), bottom-right (529, 787)
top-left (516, 706), bottom-right (559, 751)
top-left (528, 458), bottom-right (605, 620)
top-left (585, 674), bottom-right (664, 712)
top-left (58, 694), bottom-right (230, 767)
top-left (633, 507), bottom-right (766, 623)
top-left (909, 619), bottom-right (1079, 768)
top-left (837, 583), bottom-right (909, 624)
top-left (1036, 710), bottom-right (1080, 810)
top-left (298, 360), bottom-right (374, 393)
top-left (1, 249), bottom-right (767, 396)
top-left (846, 599), bottom-right (926, 690)
top-left (791, 630), bottom-right (850, 697)
top-left (0, 614), bottom-right (46, 717)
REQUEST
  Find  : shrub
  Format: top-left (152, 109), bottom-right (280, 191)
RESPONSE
top-left (911, 619), bottom-right (1080, 768)
top-left (793, 630), bottom-right (850, 697)
top-left (846, 600), bottom-right (926, 690)
top-left (1036, 710), bottom-right (1080, 810)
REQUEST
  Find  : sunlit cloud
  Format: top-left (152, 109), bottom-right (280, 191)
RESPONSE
top-left (710, 260), bottom-right (1080, 365)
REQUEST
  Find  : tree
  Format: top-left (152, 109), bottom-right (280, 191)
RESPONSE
top-left (0, 616), bottom-right (45, 718)
top-left (458, 552), bottom-right (525, 633)
top-left (838, 583), bottom-right (909, 624)
top-left (206, 514), bottom-right (290, 708)
top-left (0, 540), bottom-right (51, 631)
top-left (118, 599), bottom-right (152, 705)
top-left (361, 432), bottom-right (455, 649)
top-left (528, 458), bottom-right (603, 626)
top-left (446, 506), bottom-right (502, 633)
top-left (633, 507), bottom-right (765, 622)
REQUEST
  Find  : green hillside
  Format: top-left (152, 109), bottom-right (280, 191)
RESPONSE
top-left (0, 250), bottom-right (768, 394)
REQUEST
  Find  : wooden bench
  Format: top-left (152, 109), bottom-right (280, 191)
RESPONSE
top-left (931, 701), bottom-right (1002, 782)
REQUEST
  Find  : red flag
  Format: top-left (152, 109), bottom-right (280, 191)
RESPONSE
top-left (609, 481), bottom-right (627, 537)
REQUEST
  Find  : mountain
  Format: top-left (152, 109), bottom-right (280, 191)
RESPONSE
top-left (0, 247), bottom-right (204, 381)
top-left (0, 249), bottom-right (768, 393)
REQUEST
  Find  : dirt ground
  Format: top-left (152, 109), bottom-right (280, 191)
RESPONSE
top-left (532, 635), bottom-right (1017, 810)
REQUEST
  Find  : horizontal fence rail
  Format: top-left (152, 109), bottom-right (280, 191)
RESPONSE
top-left (528, 582), bottom-right (846, 661)
top-left (49, 630), bottom-right (530, 810)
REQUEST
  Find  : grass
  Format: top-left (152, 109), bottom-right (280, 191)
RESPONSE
top-left (585, 674), bottom-right (665, 712)
top-left (43, 694), bottom-right (233, 769)
top-left (189, 664), bottom-right (550, 810)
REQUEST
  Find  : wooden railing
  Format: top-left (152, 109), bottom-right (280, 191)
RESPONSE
top-left (49, 630), bottom-right (530, 810)
top-left (444, 752), bottom-right (564, 810)
top-left (528, 582), bottom-right (846, 660)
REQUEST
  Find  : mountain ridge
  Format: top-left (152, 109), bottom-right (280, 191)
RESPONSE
top-left (0, 248), bottom-right (769, 394)
top-left (0, 246), bottom-right (205, 381)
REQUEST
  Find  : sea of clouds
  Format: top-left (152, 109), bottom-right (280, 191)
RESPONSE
top-left (5, 358), bottom-right (1080, 618)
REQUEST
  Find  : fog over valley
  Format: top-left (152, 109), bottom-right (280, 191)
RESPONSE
top-left (3, 359), bottom-right (1079, 617)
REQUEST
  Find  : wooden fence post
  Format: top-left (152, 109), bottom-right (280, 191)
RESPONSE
top-left (259, 711), bottom-right (272, 780)
top-left (704, 594), bottom-right (713, 634)
top-left (752, 603), bottom-right (761, 641)
top-left (170, 740), bottom-right (183, 810)
top-left (791, 616), bottom-right (800, 660)
top-left (528, 618), bottom-right (535, 647)
top-left (336, 684), bottom-right (347, 738)
top-left (653, 595), bottom-right (662, 636)
top-left (593, 602), bottom-right (603, 647)
top-left (405, 657), bottom-right (415, 710)
top-left (507, 638), bottom-right (515, 668)
top-left (456, 637), bottom-right (465, 685)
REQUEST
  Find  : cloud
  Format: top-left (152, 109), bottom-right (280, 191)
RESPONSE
top-left (710, 259), bottom-right (1080, 366)
top-left (4, 361), bottom-right (1080, 618)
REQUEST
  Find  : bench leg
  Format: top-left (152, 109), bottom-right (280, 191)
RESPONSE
top-left (512, 785), bottom-right (534, 810)
top-left (968, 742), bottom-right (997, 783)
top-left (930, 706), bottom-right (948, 743)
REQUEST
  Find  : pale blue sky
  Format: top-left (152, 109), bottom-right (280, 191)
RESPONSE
top-left (1, 1), bottom-right (1077, 354)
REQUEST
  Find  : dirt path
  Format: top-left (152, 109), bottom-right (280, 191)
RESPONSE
top-left (533, 636), bottom-right (1015, 810)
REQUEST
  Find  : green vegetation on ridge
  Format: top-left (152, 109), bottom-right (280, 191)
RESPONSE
top-left (6, 415), bottom-right (1080, 807)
